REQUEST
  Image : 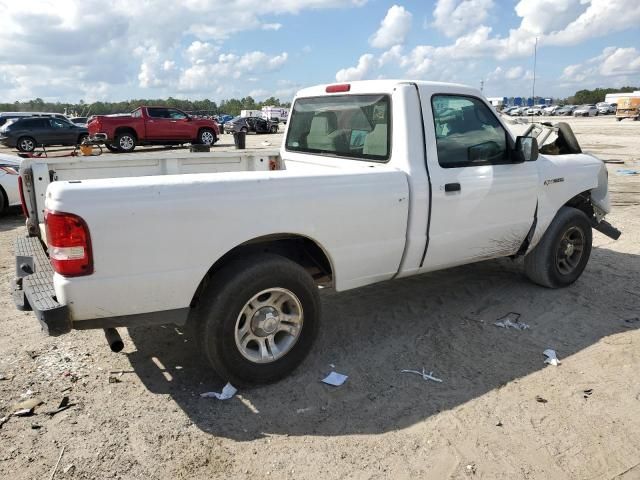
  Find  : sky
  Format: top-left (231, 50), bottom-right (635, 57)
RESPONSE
top-left (0, 0), bottom-right (638, 104)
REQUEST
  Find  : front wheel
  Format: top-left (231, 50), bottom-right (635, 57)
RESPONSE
top-left (524, 206), bottom-right (592, 288)
top-left (193, 253), bottom-right (320, 386)
top-left (198, 128), bottom-right (216, 145)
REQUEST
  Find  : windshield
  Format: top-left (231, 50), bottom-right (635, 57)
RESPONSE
top-left (285, 94), bottom-right (390, 162)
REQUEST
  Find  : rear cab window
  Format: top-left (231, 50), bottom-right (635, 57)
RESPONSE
top-left (286, 94), bottom-right (391, 162)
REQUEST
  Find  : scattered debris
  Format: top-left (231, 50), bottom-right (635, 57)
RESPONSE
top-left (495, 420), bottom-right (503, 427)
top-left (46, 396), bottom-right (75, 417)
top-left (0, 373), bottom-right (13, 381)
top-left (0, 416), bottom-right (8, 428)
top-left (494, 312), bottom-right (529, 330)
top-left (31, 424), bottom-right (42, 430)
top-left (200, 382), bottom-right (237, 400)
top-left (62, 464), bottom-right (75, 475)
top-left (322, 371), bottom-right (349, 386)
top-left (401, 368), bottom-right (443, 383)
top-left (623, 317), bottom-right (640, 328)
top-left (535, 395), bottom-right (548, 403)
top-left (60, 386), bottom-right (72, 393)
top-left (12, 397), bottom-right (43, 414)
top-left (543, 349), bottom-right (561, 366)
top-left (261, 140), bottom-right (272, 146)
top-left (603, 159), bottom-right (624, 164)
top-left (108, 376), bottom-right (122, 383)
top-left (49, 446), bottom-right (65, 480)
top-left (296, 407), bottom-right (312, 414)
top-left (583, 389), bottom-right (593, 399)
top-left (616, 169), bottom-right (639, 176)
top-left (20, 389), bottom-right (34, 398)
top-left (14, 408), bottom-right (35, 417)
top-left (466, 463), bottom-right (477, 474)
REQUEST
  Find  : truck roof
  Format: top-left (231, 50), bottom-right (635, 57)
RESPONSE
top-left (295, 79), bottom-right (479, 98)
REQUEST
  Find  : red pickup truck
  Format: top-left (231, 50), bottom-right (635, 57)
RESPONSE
top-left (88, 106), bottom-right (219, 152)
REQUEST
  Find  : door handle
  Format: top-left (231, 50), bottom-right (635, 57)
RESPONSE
top-left (444, 182), bottom-right (461, 192)
top-left (171, 120), bottom-right (177, 123)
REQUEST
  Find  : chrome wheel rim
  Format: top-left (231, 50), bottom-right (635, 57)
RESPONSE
top-left (20, 138), bottom-right (34, 151)
top-left (119, 135), bottom-right (134, 150)
top-left (201, 131), bottom-right (214, 144)
top-left (556, 226), bottom-right (585, 275)
top-left (234, 288), bottom-right (303, 364)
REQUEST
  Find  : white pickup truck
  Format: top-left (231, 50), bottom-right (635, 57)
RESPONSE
top-left (14, 80), bottom-right (620, 385)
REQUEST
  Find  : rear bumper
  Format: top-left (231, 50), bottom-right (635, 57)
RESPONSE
top-left (14, 236), bottom-right (72, 336)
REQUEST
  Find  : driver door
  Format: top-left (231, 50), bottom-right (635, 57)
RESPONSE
top-left (421, 94), bottom-right (539, 270)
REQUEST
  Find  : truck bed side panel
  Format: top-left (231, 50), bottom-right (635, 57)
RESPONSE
top-left (45, 169), bottom-right (409, 322)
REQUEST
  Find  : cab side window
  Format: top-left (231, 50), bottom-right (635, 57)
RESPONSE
top-left (432, 95), bottom-right (508, 168)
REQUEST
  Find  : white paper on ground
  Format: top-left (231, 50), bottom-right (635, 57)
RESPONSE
top-left (200, 382), bottom-right (237, 400)
top-left (494, 319), bottom-right (530, 330)
top-left (543, 349), bottom-right (561, 366)
top-left (401, 368), bottom-right (443, 383)
top-left (322, 371), bottom-right (348, 386)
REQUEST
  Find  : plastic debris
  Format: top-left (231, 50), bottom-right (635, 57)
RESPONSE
top-left (0, 416), bottom-right (8, 428)
top-left (322, 371), bottom-right (348, 386)
top-left (543, 349), bottom-right (561, 366)
top-left (62, 464), bottom-right (75, 475)
top-left (623, 317), bottom-right (639, 328)
top-left (401, 368), bottom-right (443, 383)
top-left (46, 396), bottom-right (74, 416)
top-left (14, 408), bottom-right (35, 417)
top-left (200, 382), bottom-right (237, 400)
top-left (49, 446), bottom-right (65, 480)
top-left (535, 395), bottom-right (548, 403)
top-left (12, 397), bottom-right (43, 413)
top-left (494, 312), bottom-right (529, 330)
top-left (583, 389), bottom-right (593, 399)
top-left (616, 169), bottom-right (639, 176)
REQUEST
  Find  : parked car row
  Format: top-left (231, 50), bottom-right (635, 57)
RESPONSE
top-left (501, 102), bottom-right (619, 118)
top-left (224, 116), bottom-right (279, 135)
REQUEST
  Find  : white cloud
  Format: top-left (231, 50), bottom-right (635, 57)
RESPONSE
top-left (369, 5), bottom-right (413, 49)
top-left (561, 46), bottom-right (640, 84)
top-left (432, 0), bottom-right (494, 38)
top-left (336, 54), bottom-right (376, 81)
top-left (0, 0), bottom-right (368, 101)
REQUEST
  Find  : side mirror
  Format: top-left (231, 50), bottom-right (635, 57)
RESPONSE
top-left (514, 136), bottom-right (538, 162)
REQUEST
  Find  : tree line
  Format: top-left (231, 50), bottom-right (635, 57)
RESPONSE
top-left (0, 96), bottom-right (291, 117)
top-left (566, 86), bottom-right (638, 105)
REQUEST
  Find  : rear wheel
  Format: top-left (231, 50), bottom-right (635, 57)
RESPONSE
top-left (17, 136), bottom-right (36, 152)
top-left (269, 125), bottom-right (278, 133)
top-left (77, 134), bottom-right (89, 145)
top-left (241, 127), bottom-right (248, 134)
top-left (193, 253), bottom-right (320, 386)
top-left (524, 207), bottom-right (592, 288)
top-left (0, 186), bottom-right (7, 214)
top-left (116, 132), bottom-right (136, 152)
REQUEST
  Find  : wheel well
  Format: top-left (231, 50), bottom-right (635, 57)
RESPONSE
top-left (197, 127), bottom-right (216, 138)
top-left (0, 184), bottom-right (8, 211)
top-left (190, 234), bottom-right (334, 308)
top-left (114, 127), bottom-right (137, 139)
top-left (564, 190), bottom-right (594, 220)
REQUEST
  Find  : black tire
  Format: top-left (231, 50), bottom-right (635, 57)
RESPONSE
top-left (77, 134), bottom-right (89, 145)
top-left (555, 122), bottom-right (582, 154)
top-left (524, 206), bottom-right (592, 288)
top-left (616, 118), bottom-right (622, 122)
top-left (269, 125), bottom-right (278, 134)
top-left (193, 253), bottom-right (320, 386)
top-left (0, 186), bottom-right (7, 214)
top-left (198, 128), bottom-right (216, 145)
top-left (115, 131), bottom-right (136, 152)
top-left (241, 127), bottom-right (248, 134)
top-left (16, 136), bottom-right (36, 152)
top-left (105, 144), bottom-right (119, 152)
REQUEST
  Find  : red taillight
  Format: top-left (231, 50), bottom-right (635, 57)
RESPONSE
top-left (18, 176), bottom-right (29, 218)
top-left (326, 84), bottom-right (351, 93)
top-left (45, 210), bottom-right (93, 277)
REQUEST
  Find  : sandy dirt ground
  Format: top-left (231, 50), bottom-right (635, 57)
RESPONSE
top-left (0, 118), bottom-right (639, 479)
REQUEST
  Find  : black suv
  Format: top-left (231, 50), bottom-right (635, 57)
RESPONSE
top-left (0, 117), bottom-right (88, 152)
top-left (224, 116), bottom-right (279, 134)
